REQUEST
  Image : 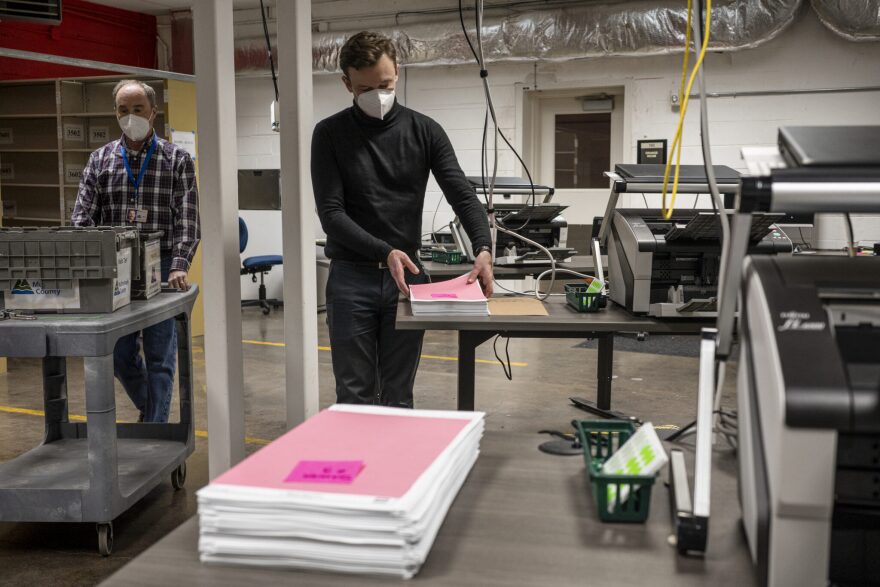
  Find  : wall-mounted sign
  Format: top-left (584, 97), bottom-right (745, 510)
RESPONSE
top-left (637, 139), bottom-right (668, 165)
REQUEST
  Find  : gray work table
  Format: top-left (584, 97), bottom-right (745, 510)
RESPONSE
top-left (0, 288), bottom-right (198, 555)
top-left (101, 431), bottom-right (754, 587)
top-left (397, 299), bottom-right (711, 417)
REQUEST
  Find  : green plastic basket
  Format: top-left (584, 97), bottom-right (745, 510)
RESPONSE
top-left (430, 248), bottom-right (463, 265)
top-left (564, 283), bottom-right (606, 312)
top-left (573, 419), bottom-right (656, 523)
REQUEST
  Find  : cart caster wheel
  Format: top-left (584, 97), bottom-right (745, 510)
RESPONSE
top-left (97, 523), bottom-right (113, 557)
top-left (171, 462), bottom-right (187, 490)
top-left (261, 306), bottom-right (270, 315)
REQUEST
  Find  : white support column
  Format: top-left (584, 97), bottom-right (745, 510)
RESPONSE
top-left (277, 0), bottom-right (320, 427)
top-left (193, 0), bottom-right (246, 476)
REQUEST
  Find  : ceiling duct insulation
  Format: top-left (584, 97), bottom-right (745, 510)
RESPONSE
top-left (811, 0), bottom-right (880, 41)
top-left (234, 0), bottom-right (804, 74)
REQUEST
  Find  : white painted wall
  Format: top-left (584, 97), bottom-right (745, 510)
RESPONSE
top-left (234, 8), bottom-right (880, 300)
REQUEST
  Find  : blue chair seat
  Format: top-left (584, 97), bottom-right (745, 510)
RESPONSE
top-left (243, 255), bottom-right (283, 269)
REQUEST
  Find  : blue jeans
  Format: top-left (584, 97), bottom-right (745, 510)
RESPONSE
top-left (326, 260), bottom-right (430, 408)
top-left (114, 256), bottom-right (177, 423)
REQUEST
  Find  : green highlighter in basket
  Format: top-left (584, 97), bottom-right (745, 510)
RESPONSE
top-left (574, 420), bottom-right (668, 523)
top-left (599, 422), bottom-right (668, 512)
top-left (565, 276), bottom-right (607, 313)
top-left (430, 248), bottom-right (464, 265)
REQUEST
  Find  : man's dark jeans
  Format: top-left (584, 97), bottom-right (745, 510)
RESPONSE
top-left (326, 260), bottom-right (430, 408)
top-left (113, 256), bottom-right (177, 423)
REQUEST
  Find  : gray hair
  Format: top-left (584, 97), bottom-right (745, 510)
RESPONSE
top-left (112, 80), bottom-right (157, 109)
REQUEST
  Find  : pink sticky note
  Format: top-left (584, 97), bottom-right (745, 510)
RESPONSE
top-left (431, 293), bottom-right (458, 299)
top-left (285, 460), bottom-right (364, 484)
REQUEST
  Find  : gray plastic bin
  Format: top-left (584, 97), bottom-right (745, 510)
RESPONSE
top-left (0, 286), bottom-right (198, 556)
top-left (0, 226), bottom-right (140, 313)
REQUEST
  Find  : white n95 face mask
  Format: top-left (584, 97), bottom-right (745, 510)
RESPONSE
top-left (118, 114), bottom-right (152, 142)
top-left (356, 89), bottom-right (395, 120)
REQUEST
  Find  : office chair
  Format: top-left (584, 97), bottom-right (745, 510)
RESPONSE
top-left (239, 217), bottom-right (283, 315)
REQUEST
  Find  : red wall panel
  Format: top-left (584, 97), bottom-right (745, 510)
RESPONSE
top-left (0, 0), bottom-right (157, 80)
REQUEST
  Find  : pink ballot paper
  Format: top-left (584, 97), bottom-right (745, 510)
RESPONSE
top-left (212, 406), bottom-right (474, 498)
top-left (408, 273), bottom-right (487, 302)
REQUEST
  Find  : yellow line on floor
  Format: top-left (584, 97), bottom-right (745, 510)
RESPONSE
top-left (241, 340), bottom-right (528, 368)
top-left (0, 405), bottom-right (272, 446)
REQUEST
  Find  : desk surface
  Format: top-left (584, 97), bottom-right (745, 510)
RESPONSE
top-left (397, 298), bottom-right (710, 334)
top-left (102, 431), bottom-right (754, 587)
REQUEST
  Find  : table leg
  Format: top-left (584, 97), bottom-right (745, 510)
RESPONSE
top-left (83, 354), bottom-right (119, 521)
top-left (175, 315), bottom-right (194, 444)
top-left (457, 331), bottom-right (494, 411)
top-left (570, 333), bottom-right (641, 423)
top-left (42, 356), bottom-right (68, 443)
top-left (597, 334), bottom-right (614, 410)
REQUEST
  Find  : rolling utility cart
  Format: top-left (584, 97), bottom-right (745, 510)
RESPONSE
top-left (0, 286), bottom-right (198, 555)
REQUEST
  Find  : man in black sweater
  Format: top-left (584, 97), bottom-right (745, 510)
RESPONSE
top-left (312, 31), bottom-right (493, 408)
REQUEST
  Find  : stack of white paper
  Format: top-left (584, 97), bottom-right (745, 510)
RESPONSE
top-left (197, 404), bottom-right (485, 579)
top-left (408, 274), bottom-right (489, 316)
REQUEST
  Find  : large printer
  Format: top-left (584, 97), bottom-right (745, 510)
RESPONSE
top-left (688, 125), bottom-right (880, 586)
top-left (606, 208), bottom-right (792, 317)
top-left (601, 163), bottom-right (793, 317)
top-left (451, 177), bottom-right (576, 265)
top-left (738, 255), bottom-right (880, 586)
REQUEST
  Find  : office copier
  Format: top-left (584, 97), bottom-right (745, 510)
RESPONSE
top-left (605, 207), bottom-right (791, 317)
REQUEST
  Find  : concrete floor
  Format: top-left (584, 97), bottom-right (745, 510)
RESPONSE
top-left (0, 307), bottom-right (735, 586)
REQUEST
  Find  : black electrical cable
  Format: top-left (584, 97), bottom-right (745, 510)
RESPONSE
top-left (845, 213), bottom-right (856, 256)
top-left (459, 0), bottom-right (537, 237)
top-left (493, 335), bottom-right (513, 380)
top-left (259, 0), bottom-right (279, 103)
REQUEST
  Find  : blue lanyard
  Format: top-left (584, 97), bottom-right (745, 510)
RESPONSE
top-left (120, 133), bottom-right (157, 197)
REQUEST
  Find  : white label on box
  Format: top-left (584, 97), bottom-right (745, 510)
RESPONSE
top-left (7, 278), bottom-right (81, 310)
top-left (113, 246), bottom-right (133, 311)
top-left (89, 126), bottom-right (109, 145)
top-left (64, 123), bottom-right (84, 142)
top-left (0, 161), bottom-right (14, 180)
top-left (3, 199), bottom-right (16, 217)
top-left (65, 163), bottom-right (84, 184)
top-left (143, 240), bottom-right (162, 298)
top-left (0, 128), bottom-right (12, 145)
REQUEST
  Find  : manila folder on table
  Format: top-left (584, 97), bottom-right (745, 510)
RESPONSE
top-left (487, 297), bottom-right (549, 316)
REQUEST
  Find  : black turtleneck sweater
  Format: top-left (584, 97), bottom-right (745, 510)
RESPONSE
top-left (311, 100), bottom-right (491, 263)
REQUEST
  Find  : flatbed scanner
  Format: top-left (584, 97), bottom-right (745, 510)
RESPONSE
top-left (606, 208), bottom-right (792, 317)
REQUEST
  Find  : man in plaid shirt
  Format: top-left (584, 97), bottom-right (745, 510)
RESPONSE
top-left (72, 79), bottom-right (200, 423)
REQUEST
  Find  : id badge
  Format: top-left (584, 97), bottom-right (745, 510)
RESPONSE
top-left (128, 208), bottom-right (149, 223)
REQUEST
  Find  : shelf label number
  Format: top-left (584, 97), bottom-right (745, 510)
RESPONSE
top-left (64, 123), bottom-right (84, 142)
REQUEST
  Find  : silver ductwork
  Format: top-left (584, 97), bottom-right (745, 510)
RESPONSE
top-left (235, 0), bottom-right (804, 74)
top-left (811, 0), bottom-right (880, 41)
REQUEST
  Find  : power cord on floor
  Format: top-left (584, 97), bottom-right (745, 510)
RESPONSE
top-left (492, 334), bottom-right (513, 380)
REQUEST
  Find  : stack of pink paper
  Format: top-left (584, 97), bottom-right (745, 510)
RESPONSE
top-left (408, 273), bottom-right (489, 316)
top-left (197, 404), bottom-right (485, 579)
